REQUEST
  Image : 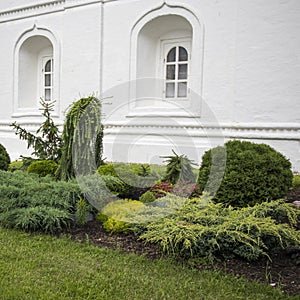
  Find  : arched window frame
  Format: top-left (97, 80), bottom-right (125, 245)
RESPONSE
top-left (129, 4), bottom-right (204, 117)
top-left (13, 26), bottom-right (60, 118)
top-left (40, 56), bottom-right (54, 102)
top-left (161, 39), bottom-right (190, 100)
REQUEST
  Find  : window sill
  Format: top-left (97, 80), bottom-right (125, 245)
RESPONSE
top-left (126, 107), bottom-right (200, 118)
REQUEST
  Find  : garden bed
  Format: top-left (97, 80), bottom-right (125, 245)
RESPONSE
top-left (64, 217), bottom-right (300, 296)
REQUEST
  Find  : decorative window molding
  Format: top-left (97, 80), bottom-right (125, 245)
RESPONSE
top-left (13, 25), bottom-right (60, 118)
top-left (129, 3), bottom-right (203, 118)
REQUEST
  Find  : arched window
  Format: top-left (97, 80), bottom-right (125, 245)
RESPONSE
top-left (165, 45), bottom-right (188, 99)
top-left (42, 57), bottom-right (53, 101)
top-left (13, 28), bottom-right (60, 117)
top-left (16, 35), bottom-right (54, 111)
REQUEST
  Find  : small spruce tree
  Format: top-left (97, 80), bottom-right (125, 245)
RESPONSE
top-left (10, 100), bottom-right (61, 163)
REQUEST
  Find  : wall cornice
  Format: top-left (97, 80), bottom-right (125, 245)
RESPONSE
top-left (1, 118), bottom-right (299, 140)
top-left (103, 121), bottom-right (300, 141)
top-left (0, 1), bottom-right (65, 23)
top-left (0, 0), bottom-right (104, 23)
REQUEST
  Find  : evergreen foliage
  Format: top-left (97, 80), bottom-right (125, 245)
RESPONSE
top-left (56, 96), bottom-right (104, 181)
top-left (197, 140), bottom-right (293, 207)
top-left (162, 150), bottom-right (196, 184)
top-left (97, 163), bottom-right (157, 199)
top-left (75, 198), bottom-right (89, 226)
top-left (140, 197), bottom-right (300, 261)
top-left (27, 160), bottom-right (58, 177)
top-left (139, 191), bottom-right (156, 203)
top-left (292, 175), bottom-right (300, 189)
top-left (0, 143), bottom-right (11, 171)
top-left (10, 100), bottom-right (61, 162)
top-left (0, 170), bottom-right (81, 232)
top-left (8, 160), bottom-right (24, 172)
top-left (96, 199), bottom-right (144, 233)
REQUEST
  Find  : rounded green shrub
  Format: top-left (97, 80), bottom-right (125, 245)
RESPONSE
top-left (292, 175), bottom-right (300, 189)
top-left (139, 191), bottom-right (156, 203)
top-left (197, 140), bottom-right (293, 207)
top-left (8, 161), bottom-right (24, 172)
top-left (27, 160), bottom-right (58, 177)
top-left (97, 164), bottom-right (118, 177)
top-left (0, 143), bottom-right (11, 171)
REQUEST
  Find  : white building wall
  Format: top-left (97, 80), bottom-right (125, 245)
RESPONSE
top-left (0, 0), bottom-right (299, 171)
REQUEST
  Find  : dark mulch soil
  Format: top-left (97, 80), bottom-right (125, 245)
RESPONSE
top-left (62, 189), bottom-right (300, 296)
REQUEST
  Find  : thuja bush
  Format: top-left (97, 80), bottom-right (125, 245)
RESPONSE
top-left (0, 143), bottom-right (10, 171)
top-left (140, 197), bottom-right (300, 261)
top-left (292, 175), bottom-right (300, 189)
top-left (27, 160), bottom-right (58, 177)
top-left (197, 140), bottom-right (293, 207)
top-left (0, 170), bottom-right (81, 232)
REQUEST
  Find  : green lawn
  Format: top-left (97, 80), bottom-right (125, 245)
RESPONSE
top-left (0, 227), bottom-right (296, 300)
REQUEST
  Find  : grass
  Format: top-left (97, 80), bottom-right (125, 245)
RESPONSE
top-left (0, 228), bottom-right (297, 300)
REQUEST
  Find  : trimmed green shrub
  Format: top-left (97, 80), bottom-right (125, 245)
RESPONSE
top-left (8, 161), bottom-right (24, 172)
top-left (0, 143), bottom-right (10, 171)
top-left (292, 175), bottom-right (300, 189)
top-left (139, 191), bottom-right (156, 203)
top-left (27, 160), bottom-right (58, 177)
top-left (140, 197), bottom-right (300, 261)
top-left (198, 140), bottom-right (293, 207)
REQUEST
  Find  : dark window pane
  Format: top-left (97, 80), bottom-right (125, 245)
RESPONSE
top-left (166, 83), bottom-right (175, 98)
top-left (45, 59), bottom-right (52, 72)
top-left (167, 47), bottom-right (176, 62)
top-left (178, 64), bottom-right (188, 79)
top-left (166, 65), bottom-right (176, 80)
top-left (45, 74), bottom-right (51, 86)
top-left (179, 47), bottom-right (188, 61)
top-left (178, 82), bottom-right (187, 98)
